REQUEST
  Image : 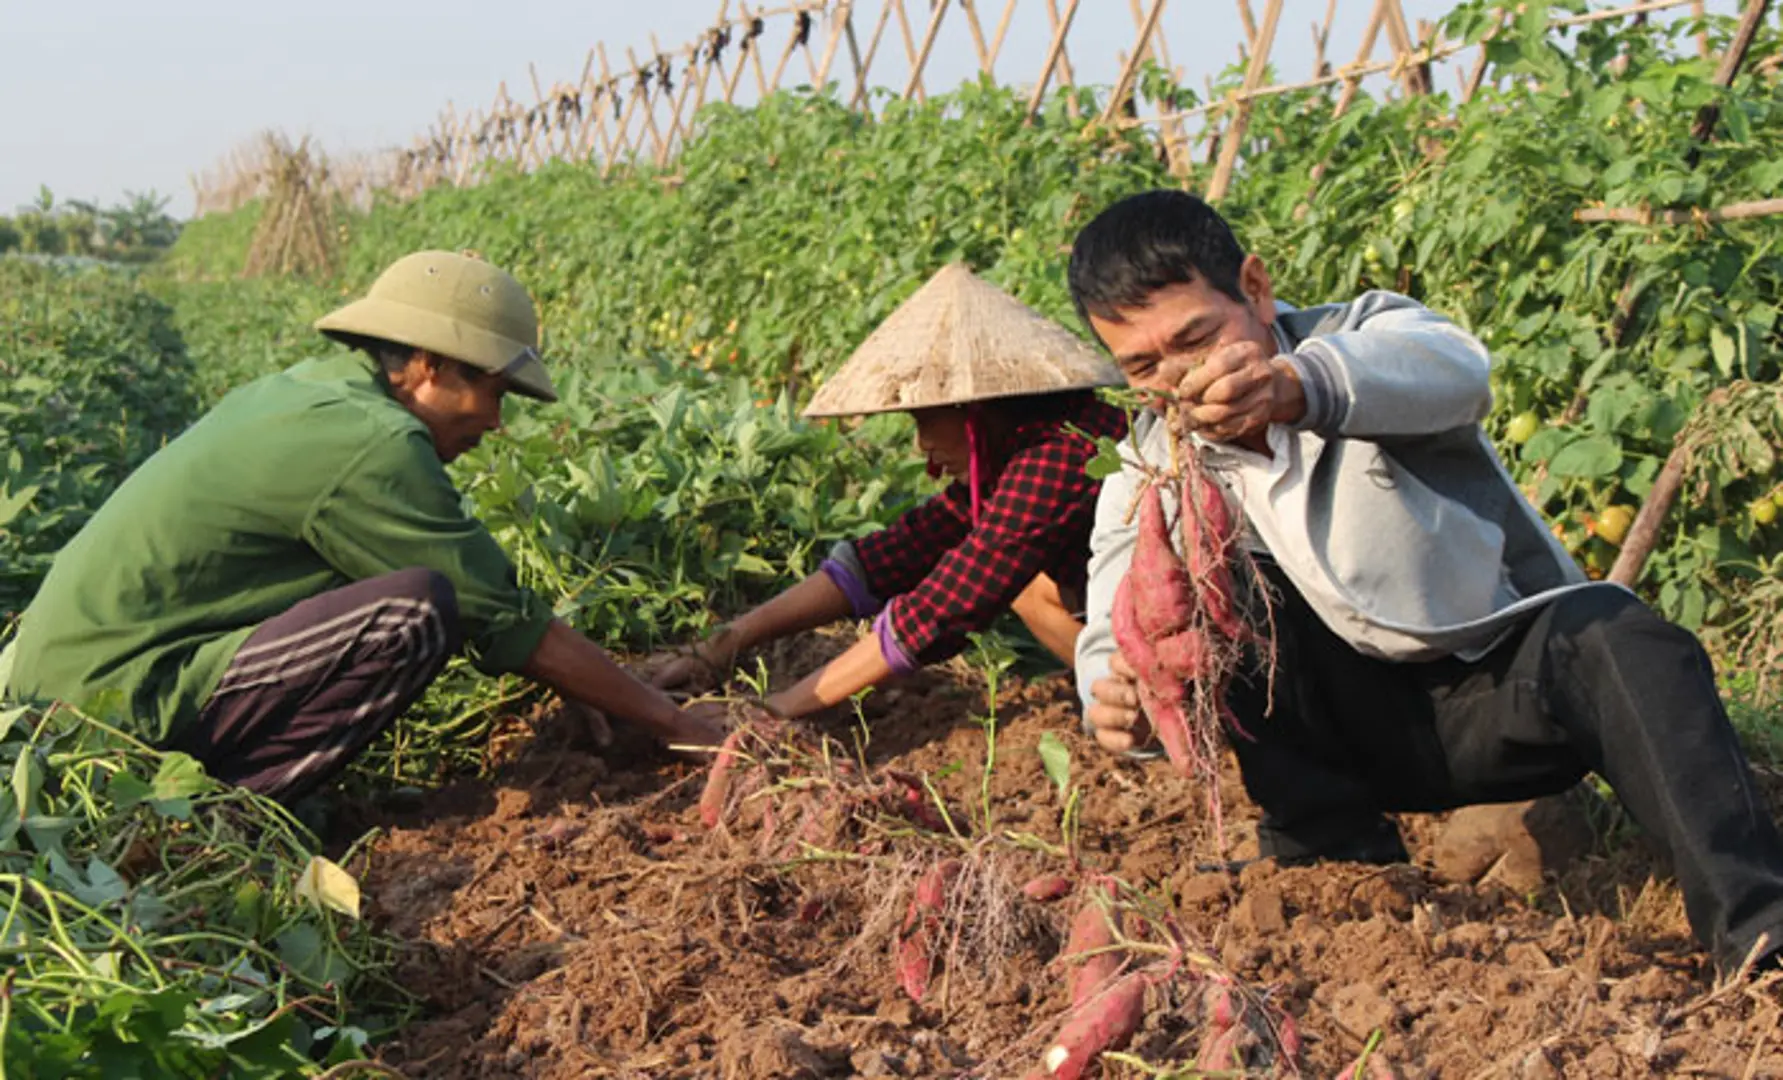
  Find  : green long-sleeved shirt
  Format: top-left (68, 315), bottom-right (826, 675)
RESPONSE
top-left (3, 353), bottom-right (554, 742)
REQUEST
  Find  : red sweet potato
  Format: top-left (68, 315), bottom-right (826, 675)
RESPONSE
top-left (698, 726), bottom-right (749, 829)
top-left (1182, 472), bottom-right (1244, 641)
top-left (1196, 1021), bottom-right (1256, 1072)
top-left (1154, 628), bottom-right (1210, 682)
top-left (1021, 874), bottom-right (1075, 902)
top-left (1039, 970), bottom-right (1150, 1079)
top-left (1062, 892), bottom-right (1124, 1009)
top-left (1276, 1012), bottom-right (1303, 1062)
top-left (1130, 485), bottom-right (1195, 639)
top-left (896, 859), bottom-right (962, 1002)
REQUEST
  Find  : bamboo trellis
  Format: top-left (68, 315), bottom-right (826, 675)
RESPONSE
top-left (189, 0), bottom-right (1744, 217)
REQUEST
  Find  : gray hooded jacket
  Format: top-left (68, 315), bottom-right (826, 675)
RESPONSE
top-left (1074, 290), bottom-right (1621, 714)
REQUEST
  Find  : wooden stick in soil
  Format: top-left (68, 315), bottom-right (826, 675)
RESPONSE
top-left (747, 3), bottom-right (772, 99)
top-left (1025, 0), bottom-right (1084, 123)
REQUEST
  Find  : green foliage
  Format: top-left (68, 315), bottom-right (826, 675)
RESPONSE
top-left (0, 703), bottom-right (400, 1076)
top-left (0, 262), bottom-right (202, 618)
top-left (1, 187), bottom-right (181, 263)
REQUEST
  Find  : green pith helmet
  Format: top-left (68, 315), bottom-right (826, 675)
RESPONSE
top-left (314, 250), bottom-right (558, 403)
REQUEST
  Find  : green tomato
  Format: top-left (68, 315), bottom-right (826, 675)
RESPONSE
top-left (1537, 255), bottom-right (1556, 273)
top-left (1683, 311), bottom-right (1711, 343)
top-left (1506, 411), bottom-right (1540, 445)
top-left (1753, 499), bottom-right (1779, 527)
top-left (1390, 200), bottom-right (1414, 223)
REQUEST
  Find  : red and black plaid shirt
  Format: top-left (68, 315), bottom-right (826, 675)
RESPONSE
top-left (854, 391), bottom-right (1127, 665)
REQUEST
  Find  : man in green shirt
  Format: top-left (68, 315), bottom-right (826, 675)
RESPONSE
top-left (1, 250), bottom-right (726, 803)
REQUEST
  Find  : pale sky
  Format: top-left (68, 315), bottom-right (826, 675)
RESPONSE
top-left (0, 1), bottom-right (1728, 220)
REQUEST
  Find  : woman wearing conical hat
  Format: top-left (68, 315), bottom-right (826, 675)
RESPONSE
top-left (654, 263), bottom-right (1128, 719)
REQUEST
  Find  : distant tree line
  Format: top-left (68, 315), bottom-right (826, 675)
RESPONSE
top-left (1, 186), bottom-right (182, 263)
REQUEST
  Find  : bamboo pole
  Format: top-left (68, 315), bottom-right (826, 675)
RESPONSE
top-left (747, 5), bottom-right (773, 99)
top-left (659, 42), bottom-right (704, 165)
top-left (769, 14), bottom-right (806, 91)
top-left (985, 0), bottom-right (1018, 71)
top-left (1235, 0), bottom-right (1258, 50)
top-left (1690, 0), bottom-right (1773, 147)
top-left (814, 2), bottom-right (852, 89)
top-left (1381, 0), bottom-right (1431, 96)
top-left (1043, 0), bottom-right (1078, 92)
top-left (840, 5), bottom-right (865, 100)
top-left (627, 48), bottom-right (670, 164)
top-left (1206, 0), bottom-right (1283, 203)
top-left (1576, 198), bottom-right (1783, 225)
top-left (851, 0), bottom-right (896, 109)
top-left (958, 0), bottom-right (992, 75)
top-left (601, 46), bottom-right (642, 178)
top-left (903, 0), bottom-right (952, 100)
top-left (525, 64), bottom-right (550, 168)
top-left (723, 11), bottom-right (755, 104)
top-left (1100, 0), bottom-right (1168, 124)
top-left (892, 0), bottom-right (925, 101)
top-left (1312, 0), bottom-right (1337, 76)
top-left (1025, 0), bottom-right (1084, 122)
top-left (1693, 0), bottom-right (1710, 57)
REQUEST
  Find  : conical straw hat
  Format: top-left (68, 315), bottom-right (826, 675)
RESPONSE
top-left (802, 263), bottom-right (1123, 418)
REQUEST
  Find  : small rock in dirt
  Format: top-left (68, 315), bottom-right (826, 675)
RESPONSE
top-left (1429, 793), bottom-right (1593, 893)
top-left (1324, 981), bottom-right (1399, 1038)
top-left (1234, 885), bottom-right (1289, 935)
top-left (1175, 871), bottom-right (1231, 911)
top-left (1519, 1047), bottom-right (1561, 1080)
top-left (1504, 941), bottom-right (1556, 971)
top-left (728, 1025), bottom-right (828, 1078)
top-left (850, 1048), bottom-right (905, 1077)
top-left (493, 787), bottom-right (535, 821)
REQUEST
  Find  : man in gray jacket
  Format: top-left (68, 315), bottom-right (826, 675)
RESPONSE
top-left (1071, 189), bottom-right (1783, 978)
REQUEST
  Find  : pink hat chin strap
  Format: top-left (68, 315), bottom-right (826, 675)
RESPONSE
top-left (965, 405), bottom-right (983, 527)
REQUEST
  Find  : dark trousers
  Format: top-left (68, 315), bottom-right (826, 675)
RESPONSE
top-left (1226, 560), bottom-right (1783, 975)
top-left (172, 569), bottom-right (461, 805)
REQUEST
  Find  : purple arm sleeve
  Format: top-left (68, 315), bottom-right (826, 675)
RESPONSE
top-left (872, 609), bottom-right (920, 676)
top-left (820, 557), bottom-right (883, 618)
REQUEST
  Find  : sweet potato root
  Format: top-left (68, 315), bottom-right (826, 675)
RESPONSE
top-left (1039, 970), bottom-right (1151, 1079)
top-left (1130, 485), bottom-right (1195, 638)
top-left (1061, 890), bottom-right (1124, 1009)
top-left (698, 726), bottom-right (749, 829)
top-left (895, 859), bottom-right (963, 1002)
top-left (1021, 874), bottom-right (1075, 903)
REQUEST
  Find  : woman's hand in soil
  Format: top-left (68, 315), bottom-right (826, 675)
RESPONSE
top-left (667, 700), bottom-right (733, 751)
top-left (650, 629), bottom-right (739, 692)
top-left (1087, 651), bottom-right (1154, 755)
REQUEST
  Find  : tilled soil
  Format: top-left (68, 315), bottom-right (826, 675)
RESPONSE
top-left (346, 630), bottom-right (1783, 1079)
